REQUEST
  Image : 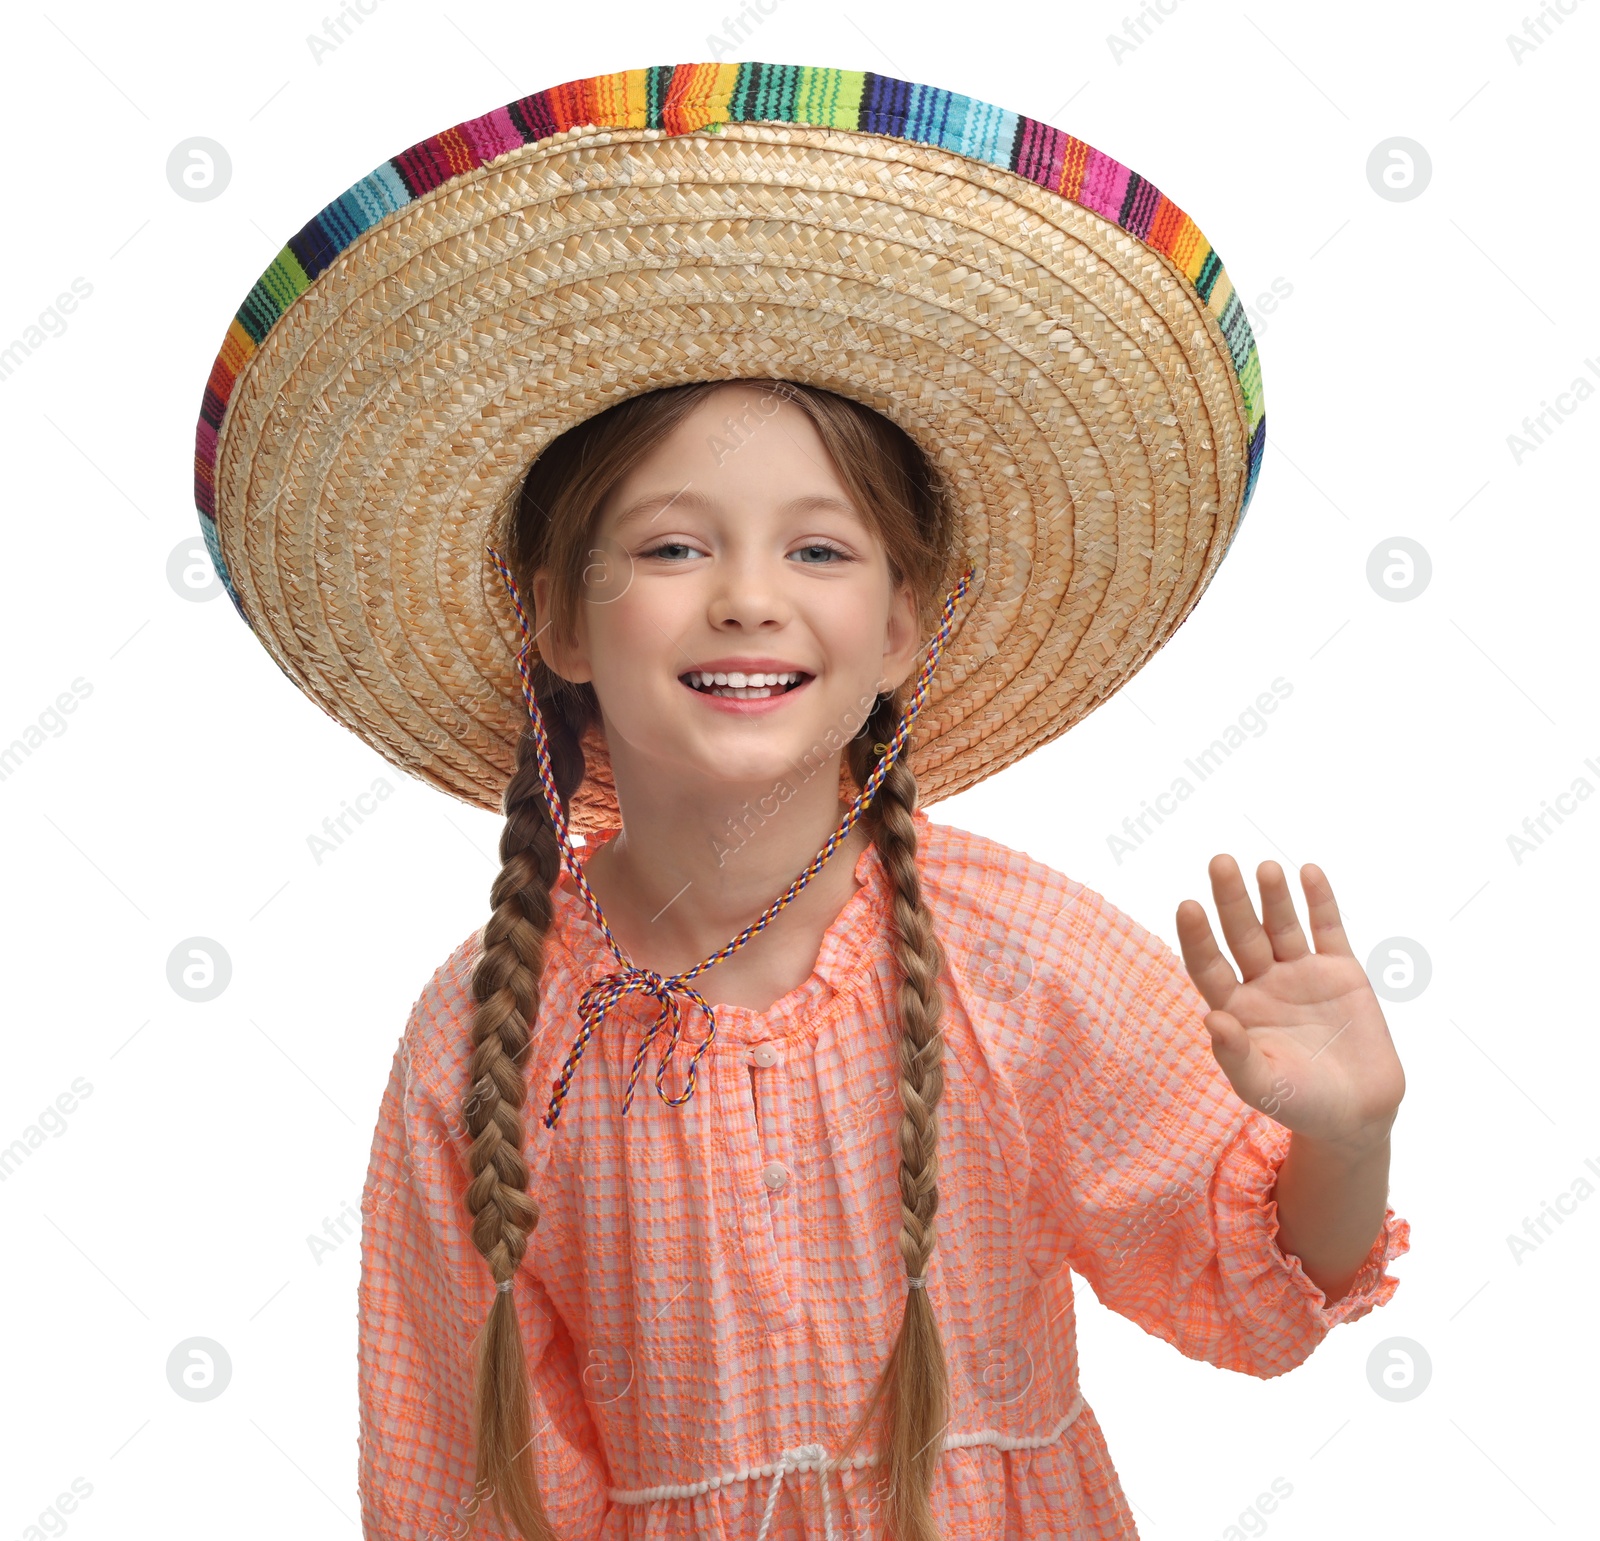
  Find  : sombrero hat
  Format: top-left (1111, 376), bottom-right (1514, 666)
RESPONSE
top-left (193, 61), bottom-right (1265, 835)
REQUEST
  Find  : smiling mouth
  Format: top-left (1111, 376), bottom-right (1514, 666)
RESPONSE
top-left (680, 669), bottom-right (812, 701)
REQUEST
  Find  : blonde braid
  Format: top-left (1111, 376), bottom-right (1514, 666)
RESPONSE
top-left (464, 678), bottom-right (593, 1541)
top-left (828, 691), bottom-right (952, 1541)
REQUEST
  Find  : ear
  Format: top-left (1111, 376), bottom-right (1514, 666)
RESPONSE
top-left (876, 576), bottom-right (923, 695)
top-left (530, 568), bottom-right (594, 684)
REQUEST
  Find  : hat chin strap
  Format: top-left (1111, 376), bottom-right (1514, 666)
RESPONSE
top-left (484, 547), bottom-right (974, 1130)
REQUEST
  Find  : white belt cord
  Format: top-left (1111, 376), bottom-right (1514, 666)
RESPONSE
top-left (755, 1442), bottom-right (837, 1541)
top-left (606, 1395), bottom-right (1087, 1511)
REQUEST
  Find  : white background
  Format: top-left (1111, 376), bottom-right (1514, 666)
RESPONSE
top-left (2, 2), bottom-right (1595, 1538)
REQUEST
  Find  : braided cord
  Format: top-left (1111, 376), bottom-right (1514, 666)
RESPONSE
top-left (485, 546), bottom-right (973, 1130)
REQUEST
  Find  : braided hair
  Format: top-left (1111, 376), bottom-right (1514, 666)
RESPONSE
top-left (464, 679), bottom-right (596, 1541)
top-left (465, 379), bottom-right (956, 1541)
top-left (822, 688), bottom-right (952, 1541)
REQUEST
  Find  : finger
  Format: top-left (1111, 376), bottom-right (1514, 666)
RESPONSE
top-left (1207, 853), bottom-right (1277, 981)
top-left (1201, 1009), bottom-right (1272, 1105)
top-left (1257, 860), bottom-right (1311, 962)
top-left (1300, 862), bottom-right (1355, 957)
top-left (1174, 897), bottom-right (1241, 1013)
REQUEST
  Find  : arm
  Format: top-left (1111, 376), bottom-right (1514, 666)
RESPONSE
top-left (1273, 1131), bottom-right (1392, 1302)
top-left (359, 1003), bottom-right (613, 1541)
top-left (1023, 877), bottom-right (1408, 1377)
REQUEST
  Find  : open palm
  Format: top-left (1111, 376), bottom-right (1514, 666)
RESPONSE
top-left (1175, 855), bottom-right (1405, 1152)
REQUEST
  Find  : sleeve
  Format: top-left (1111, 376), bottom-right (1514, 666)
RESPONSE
top-left (358, 1021), bottom-right (614, 1539)
top-left (1023, 885), bottom-right (1411, 1379)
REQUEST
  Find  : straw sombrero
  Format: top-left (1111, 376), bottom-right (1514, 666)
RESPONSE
top-left (193, 61), bottom-right (1265, 835)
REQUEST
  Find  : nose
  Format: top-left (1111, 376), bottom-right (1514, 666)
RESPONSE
top-left (706, 554), bottom-right (792, 633)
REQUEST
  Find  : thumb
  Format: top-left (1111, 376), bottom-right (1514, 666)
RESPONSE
top-left (1202, 1009), bottom-right (1255, 1084)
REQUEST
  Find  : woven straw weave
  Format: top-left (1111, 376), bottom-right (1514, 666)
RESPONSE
top-left (194, 63), bottom-right (1264, 828)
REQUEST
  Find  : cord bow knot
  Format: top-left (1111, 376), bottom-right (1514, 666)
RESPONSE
top-left (571, 965), bottom-right (717, 1122)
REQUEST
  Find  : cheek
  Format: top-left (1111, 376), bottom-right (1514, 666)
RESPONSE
top-left (822, 601), bottom-right (891, 681)
top-left (586, 586), bottom-right (687, 683)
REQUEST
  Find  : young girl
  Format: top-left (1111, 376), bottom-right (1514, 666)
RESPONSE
top-left (355, 371), bottom-right (1407, 1541)
top-left (192, 62), bottom-right (1409, 1541)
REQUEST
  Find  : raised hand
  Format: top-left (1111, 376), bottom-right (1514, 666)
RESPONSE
top-left (1175, 855), bottom-right (1405, 1155)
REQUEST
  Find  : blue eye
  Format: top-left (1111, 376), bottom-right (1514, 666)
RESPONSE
top-left (792, 543), bottom-right (847, 564)
top-left (643, 542), bottom-right (700, 560)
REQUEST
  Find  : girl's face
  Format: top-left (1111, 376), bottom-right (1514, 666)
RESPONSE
top-left (535, 384), bottom-right (922, 796)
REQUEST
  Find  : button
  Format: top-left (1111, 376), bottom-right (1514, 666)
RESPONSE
top-left (762, 1161), bottom-right (790, 1191)
top-left (749, 1044), bottom-right (779, 1068)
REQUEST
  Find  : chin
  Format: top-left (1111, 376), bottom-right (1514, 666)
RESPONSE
top-left (689, 736), bottom-right (828, 791)
top-left (676, 685), bottom-right (866, 770)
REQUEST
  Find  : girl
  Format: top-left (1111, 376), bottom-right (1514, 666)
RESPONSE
top-left (192, 62), bottom-right (1409, 1541)
top-left (359, 375), bottom-right (1406, 1541)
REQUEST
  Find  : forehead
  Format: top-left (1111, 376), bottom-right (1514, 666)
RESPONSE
top-left (602, 389), bottom-right (866, 527)
top-left (606, 485), bottom-right (866, 536)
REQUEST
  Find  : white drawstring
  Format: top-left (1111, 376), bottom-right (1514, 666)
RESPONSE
top-left (754, 1442), bottom-right (838, 1541)
top-left (605, 1394), bottom-right (1087, 1506)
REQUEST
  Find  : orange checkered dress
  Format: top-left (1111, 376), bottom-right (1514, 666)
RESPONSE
top-left (358, 812), bottom-right (1409, 1539)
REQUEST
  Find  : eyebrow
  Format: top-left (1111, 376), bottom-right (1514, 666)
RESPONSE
top-left (610, 488), bottom-right (863, 530)
top-left (611, 484), bottom-right (711, 529)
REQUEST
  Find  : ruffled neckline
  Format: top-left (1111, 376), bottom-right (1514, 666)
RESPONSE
top-left (543, 812), bottom-right (920, 1047)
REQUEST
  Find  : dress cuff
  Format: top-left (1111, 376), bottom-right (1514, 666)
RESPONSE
top-left (1218, 1111), bottom-right (1412, 1333)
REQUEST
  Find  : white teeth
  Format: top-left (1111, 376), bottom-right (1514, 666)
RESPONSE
top-left (685, 669), bottom-right (805, 696)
